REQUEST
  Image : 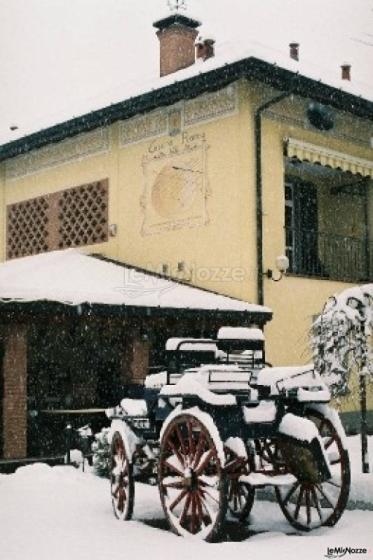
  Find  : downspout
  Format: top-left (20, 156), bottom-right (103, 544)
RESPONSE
top-left (255, 91), bottom-right (291, 306)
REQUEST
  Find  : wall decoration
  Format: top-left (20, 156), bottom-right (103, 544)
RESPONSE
top-left (167, 108), bottom-right (183, 137)
top-left (120, 110), bottom-right (168, 146)
top-left (119, 84), bottom-right (238, 147)
top-left (184, 84), bottom-right (237, 127)
top-left (5, 128), bottom-right (110, 180)
top-left (140, 132), bottom-right (210, 235)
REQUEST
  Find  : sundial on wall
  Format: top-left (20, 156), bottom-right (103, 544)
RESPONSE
top-left (141, 136), bottom-right (209, 235)
top-left (151, 160), bottom-right (200, 219)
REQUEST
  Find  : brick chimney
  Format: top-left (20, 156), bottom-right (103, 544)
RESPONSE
top-left (341, 63), bottom-right (351, 81)
top-left (289, 42), bottom-right (299, 61)
top-left (196, 38), bottom-right (215, 61)
top-left (153, 14), bottom-right (201, 77)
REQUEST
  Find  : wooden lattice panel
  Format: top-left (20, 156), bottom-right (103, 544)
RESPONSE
top-left (57, 180), bottom-right (108, 249)
top-left (6, 179), bottom-right (109, 259)
top-left (7, 196), bottom-right (49, 259)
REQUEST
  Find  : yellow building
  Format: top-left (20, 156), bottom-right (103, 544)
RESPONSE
top-left (0, 11), bottom-right (372, 445)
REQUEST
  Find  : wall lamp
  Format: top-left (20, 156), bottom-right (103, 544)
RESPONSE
top-left (265, 255), bottom-right (289, 282)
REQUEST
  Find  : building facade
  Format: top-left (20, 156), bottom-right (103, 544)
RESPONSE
top-left (0, 12), bottom-right (372, 438)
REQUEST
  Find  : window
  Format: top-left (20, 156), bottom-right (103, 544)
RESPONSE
top-left (285, 159), bottom-right (373, 282)
top-left (285, 178), bottom-right (321, 276)
top-left (7, 180), bottom-right (108, 259)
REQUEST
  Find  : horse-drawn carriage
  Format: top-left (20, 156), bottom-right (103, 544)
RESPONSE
top-left (106, 327), bottom-right (350, 541)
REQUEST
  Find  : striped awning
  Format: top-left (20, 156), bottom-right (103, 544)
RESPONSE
top-left (285, 138), bottom-right (373, 178)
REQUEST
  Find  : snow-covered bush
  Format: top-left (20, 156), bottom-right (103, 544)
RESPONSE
top-left (92, 428), bottom-right (111, 478)
top-left (311, 284), bottom-right (373, 396)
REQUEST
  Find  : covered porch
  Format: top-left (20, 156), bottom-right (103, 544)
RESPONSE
top-left (0, 249), bottom-right (271, 463)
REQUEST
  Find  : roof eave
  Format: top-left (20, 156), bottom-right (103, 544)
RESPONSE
top-left (0, 57), bottom-right (372, 162)
top-left (0, 299), bottom-right (272, 325)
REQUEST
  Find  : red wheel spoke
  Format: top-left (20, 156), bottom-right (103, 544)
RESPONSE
top-left (282, 481), bottom-right (300, 506)
top-left (175, 425), bottom-right (188, 456)
top-left (187, 420), bottom-right (195, 456)
top-left (264, 441), bottom-right (275, 463)
top-left (190, 493), bottom-right (198, 534)
top-left (192, 431), bottom-right (206, 469)
top-left (201, 488), bottom-right (219, 505)
top-left (318, 419), bottom-right (326, 436)
top-left (162, 479), bottom-right (184, 490)
top-left (305, 489), bottom-right (311, 525)
top-left (164, 458), bottom-right (184, 476)
top-left (311, 486), bottom-right (323, 521)
top-left (316, 485), bottom-right (335, 509)
top-left (195, 450), bottom-right (214, 475)
top-left (294, 486), bottom-right (304, 520)
top-left (199, 493), bottom-right (213, 524)
top-left (195, 492), bottom-right (204, 525)
top-left (169, 488), bottom-right (188, 511)
top-left (233, 492), bottom-right (239, 511)
top-left (180, 493), bottom-right (192, 528)
top-left (324, 437), bottom-right (335, 450)
top-left (225, 456), bottom-right (246, 473)
top-left (238, 487), bottom-right (243, 508)
top-left (166, 438), bottom-right (185, 469)
top-left (325, 480), bottom-right (341, 489)
top-left (118, 487), bottom-right (126, 512)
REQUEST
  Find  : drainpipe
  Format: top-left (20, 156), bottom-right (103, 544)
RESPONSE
top-left (255, 91), bottom-right (291, 306)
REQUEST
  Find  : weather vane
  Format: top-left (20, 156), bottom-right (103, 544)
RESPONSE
top-left (167, 0), bottom-right (187, 13)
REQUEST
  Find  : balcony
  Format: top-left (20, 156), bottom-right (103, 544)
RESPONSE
top-left (285, 228), bottom-right (373, 282)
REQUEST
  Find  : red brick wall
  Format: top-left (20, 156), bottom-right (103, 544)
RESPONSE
top-left (2, 325), bottom-right (28, 459)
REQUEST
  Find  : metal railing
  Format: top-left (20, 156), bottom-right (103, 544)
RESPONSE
top-left (285, 228), bottom-right (373, 282)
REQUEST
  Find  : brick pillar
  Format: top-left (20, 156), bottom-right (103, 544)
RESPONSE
top-left (2, 325), bottom-right (28, 459)
top-left (131, 337), bottom-right (150, 384)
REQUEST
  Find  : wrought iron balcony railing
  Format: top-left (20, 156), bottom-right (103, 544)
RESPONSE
top-left (285, 228), bottom-right (373, 282)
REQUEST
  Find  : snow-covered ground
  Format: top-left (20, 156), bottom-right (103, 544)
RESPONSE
top-left (346, 435), bottom-right (373, 508)
top-left (0, 436), bottom-right (372, 560)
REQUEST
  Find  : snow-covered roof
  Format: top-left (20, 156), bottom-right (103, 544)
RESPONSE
top-left (0, 249), bottom-right (271, 316)
top-left (1, 53), bottom-right (371, 163)
top-left (0, 2), bottom-right (372, 160)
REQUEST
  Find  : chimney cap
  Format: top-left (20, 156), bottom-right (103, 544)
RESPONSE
top-left (153, 13), bottom-right (201, 31)
top-left (341, 63), bottom-right (351, 81)
top-left (289, 42), bottom-right (300, 60)
top-left (196, 36), bottom-right (215, 45)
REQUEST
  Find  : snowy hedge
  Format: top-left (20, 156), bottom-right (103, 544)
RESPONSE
top-left (92, 428), bottom-right (111, 478)
top-left (311, 284), bottom-right (373, 396)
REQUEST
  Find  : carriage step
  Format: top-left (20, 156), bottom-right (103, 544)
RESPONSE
top-left (239, 473), bottom-right (297, 487)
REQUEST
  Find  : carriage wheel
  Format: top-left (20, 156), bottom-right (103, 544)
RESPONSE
top-left (275, 409), bottom-right (350, 531)
top-left (158, 413), bottom-right (227, 541)
top-left (110, 431), bottom-right (134, 521)
top-left (225, 446), bottom-right (255, 522)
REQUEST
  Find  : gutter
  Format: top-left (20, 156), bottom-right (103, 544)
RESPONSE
top-left (255, 91), bottom-right (291, 306)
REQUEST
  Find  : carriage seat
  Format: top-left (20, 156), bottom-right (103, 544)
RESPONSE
top-left (256, 364), bottom-right (320, 396)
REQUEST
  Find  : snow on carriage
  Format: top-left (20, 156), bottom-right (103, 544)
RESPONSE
top-left (106, 326), bottom-right (350, 541)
